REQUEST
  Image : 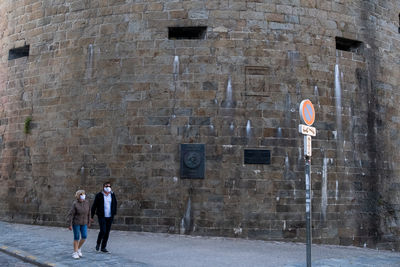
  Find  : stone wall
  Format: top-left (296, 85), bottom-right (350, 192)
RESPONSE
top-left (0, 0), bottom-right (400, 250)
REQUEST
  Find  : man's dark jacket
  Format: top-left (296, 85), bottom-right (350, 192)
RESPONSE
top-left (91, 192), bottom-right (117, 218)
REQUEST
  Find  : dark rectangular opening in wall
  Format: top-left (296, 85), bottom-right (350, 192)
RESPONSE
top-left (8, 45), bottom-right (30, 60)
top-left (335, 37), bottom-right (363, 53)
top-left (168, 27), bottom-right (207, 40)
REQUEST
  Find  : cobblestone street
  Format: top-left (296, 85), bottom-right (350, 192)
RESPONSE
top-left (0, 252), bottom-right (34, 267)
top-left (1, 221), bottom-right (400, 267)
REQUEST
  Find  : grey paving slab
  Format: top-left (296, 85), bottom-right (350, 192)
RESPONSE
top-left (0, 251), bottom-right (35, 267)
top-left (0, 221), bottom-right (147, 267)
top-left (1, 221), bottom-right (400, 267)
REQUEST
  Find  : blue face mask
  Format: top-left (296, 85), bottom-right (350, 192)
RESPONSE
top-left (80, 194), bottom-right (86, 200)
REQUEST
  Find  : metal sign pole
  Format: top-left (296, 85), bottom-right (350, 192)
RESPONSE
top-left (305, 155), bottom-right (312, 267)
top-left (299, 99), bottom-right (316, 267)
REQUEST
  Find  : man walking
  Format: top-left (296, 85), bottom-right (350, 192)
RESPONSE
top-left (91, 182), bottom-right (117, 253)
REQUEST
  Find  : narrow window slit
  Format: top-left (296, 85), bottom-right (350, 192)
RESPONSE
top-left (8, 45), bottom-right (30, 60)
top-left (335, 37), bottom-right (363, 53)
top-left (168, 27), bottom-right (207, 40)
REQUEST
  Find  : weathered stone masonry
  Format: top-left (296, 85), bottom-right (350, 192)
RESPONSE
top-left (0, 0), bottom-right (400, 250)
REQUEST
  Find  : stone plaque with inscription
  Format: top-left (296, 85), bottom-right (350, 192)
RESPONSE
top-left (244, 149), bottom-right (271, 165)
top-left (180, 144), bottom-right (205, 179)
top-left (245, 66), bottom-right (269, 97)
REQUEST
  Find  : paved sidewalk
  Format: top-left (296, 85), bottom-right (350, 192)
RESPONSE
top-left (1, 221), bottom-right (400, 267)
top-left (0, 251), bottom-right (34, 267)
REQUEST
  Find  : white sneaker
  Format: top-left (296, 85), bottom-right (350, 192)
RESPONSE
top-left (77, 249), bottom-right (83, 257)
top-left (72, 252), bottom-right (80, 259)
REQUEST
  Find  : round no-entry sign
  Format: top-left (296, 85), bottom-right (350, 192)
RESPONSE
top-left (299, 99), bottom-right (315, 126)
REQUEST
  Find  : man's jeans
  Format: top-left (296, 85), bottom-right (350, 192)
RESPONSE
top-left (97, 217), bottom-right (113, 249)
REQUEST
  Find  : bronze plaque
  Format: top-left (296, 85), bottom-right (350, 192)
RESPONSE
top-left (180, 144), bottom-right (205, 179)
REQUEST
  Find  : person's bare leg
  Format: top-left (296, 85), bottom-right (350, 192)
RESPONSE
top-left (78, 239), bottom-right (86, 249)
top-left (74, 240), bottom-right (79, 252)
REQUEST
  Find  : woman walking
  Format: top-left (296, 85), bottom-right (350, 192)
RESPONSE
top-left (67, 190), bottom-right (91, 259)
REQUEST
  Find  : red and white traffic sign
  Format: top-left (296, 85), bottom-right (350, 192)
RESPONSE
top-left (299, 99), bottom-right (315, 126)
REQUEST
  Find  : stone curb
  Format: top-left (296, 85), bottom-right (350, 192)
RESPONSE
top-left (0, 244), bottom-right (66, 267)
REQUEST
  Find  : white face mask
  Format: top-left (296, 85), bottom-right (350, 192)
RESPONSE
top-left (104, 187), bottom-right (111, 193)
top-left (80, 194), bottom-right (86, 200)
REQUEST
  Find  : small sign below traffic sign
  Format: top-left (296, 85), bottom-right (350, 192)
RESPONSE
top-left (299, 124), bottom-right (316, 137)
top-left (304, 135), bottom-right (312, 157)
